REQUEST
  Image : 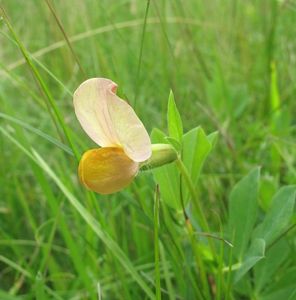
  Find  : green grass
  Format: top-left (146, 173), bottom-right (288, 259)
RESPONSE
top-left (0, 0), bottom-right (296, 299)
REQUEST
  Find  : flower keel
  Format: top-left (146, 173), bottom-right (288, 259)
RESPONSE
top-left (78, 147), bottom-right (139, 194)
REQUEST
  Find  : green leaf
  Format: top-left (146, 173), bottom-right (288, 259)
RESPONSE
top-left (254, 239), bottom-right (290, 293)
top-left (0, 112), bottom-right (73, 156)
top-left (259, 267), bottom-right (296, 300)
top-left (167, 90), bottom-right (183, 142)
top-left (261, 288), bottom-right (296, 300)
top-left (270, 62), bottom-right (280, 112)
top-left (151, 126), bottom-right (215, 211)
top-left (259, 176), bottom-right (278, 212)
top-left (182, 127), bottom-right (212, 205)
top-left (206, 131), bottom-right (219, 148)
top-left (253, 185), bottom-right (296, 246)
top-left (234, 238), bottom-right (265, 283)
top-left (165, 136), bottom-right (182, 152)
top-left (228, 167), bottom-right (260, 260)
top-left (151, 128), bottom-right (181, 210)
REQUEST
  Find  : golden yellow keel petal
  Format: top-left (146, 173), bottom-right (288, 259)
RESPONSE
top-left (78, 147), bottom-right (139, 194)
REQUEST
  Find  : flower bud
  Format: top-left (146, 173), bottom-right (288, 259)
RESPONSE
top-left (140, 144), bottom-right (178, 170)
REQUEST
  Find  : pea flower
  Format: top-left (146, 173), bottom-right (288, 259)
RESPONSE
top-left (74, 78), bottom-right (177, 194)
top-left (73, 77), bottom-right (153, 194)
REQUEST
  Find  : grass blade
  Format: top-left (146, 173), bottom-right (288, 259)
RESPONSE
top-left (154, 185), bottom-right (161, 300)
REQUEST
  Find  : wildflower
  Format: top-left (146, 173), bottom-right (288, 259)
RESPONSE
top-left (74, 78), bottom-right (177, 194)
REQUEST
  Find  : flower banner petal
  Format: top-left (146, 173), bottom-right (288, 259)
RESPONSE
top-left (73, 78), bottom-right (119, 147)
top-left (78, 147), bottom-right (139, 194)
top-left (106, 88), bottom-right (151, 162)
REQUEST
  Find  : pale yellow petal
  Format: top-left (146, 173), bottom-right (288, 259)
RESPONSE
top-left (106, 86), bottom-right (151, 162)
top-left (73, 78), bottom-right (119, 147)
top-left (74, 78), bottom-right (151, 162)
top-left (78, 147), bottom-right (139, 194)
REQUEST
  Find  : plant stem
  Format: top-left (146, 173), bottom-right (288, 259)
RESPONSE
top-left (175, 156), bottom-right (218, 297)
top-left (175, 156), bottom-right (210, 234)
top-left (154, 185), bottom-right (162, 300)
top-left (185, 219), bottom-right (210, 299)
top-left (175, 156), bottom-right (217, 259)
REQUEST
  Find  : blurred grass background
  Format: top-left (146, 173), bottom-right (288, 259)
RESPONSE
top-left (0, 0), bottom-right (295, 299)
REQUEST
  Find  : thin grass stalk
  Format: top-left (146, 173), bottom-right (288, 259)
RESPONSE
top-left (134, 0), bottom-right (150, 108)
top-left (154, 185), bottom-right (162, 300)
top-left (175, 157), bottom-right (212, 238)
top-left (44, 0), bottom-right (87, 79)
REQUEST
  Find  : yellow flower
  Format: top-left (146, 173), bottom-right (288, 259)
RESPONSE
top-left (73, 78), bottom-right (152, 194)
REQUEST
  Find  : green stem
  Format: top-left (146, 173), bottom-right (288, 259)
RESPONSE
top-left (154, 185), bottom-right (162, 300)
top-left (179, 159), bottom-right (209, 298)
top-left (186, 220), bottom-right (210, 299)
top-left (44, 0), bottom-right (87, 79)
top-left (175, 157), bottom-right (210, 233)
top-left (134, 0), bottom-right (151, 108)
top-left (175, 156), bottom-right (218, 297)
top-left (175, 157), bottom-right (217, 258)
